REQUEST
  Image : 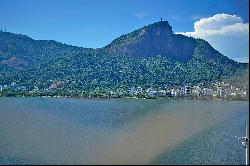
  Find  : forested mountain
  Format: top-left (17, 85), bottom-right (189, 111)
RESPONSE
top-left (0, 32), bottom-right (93, 69)
top-left (0, 21), bottom-right (248, 96)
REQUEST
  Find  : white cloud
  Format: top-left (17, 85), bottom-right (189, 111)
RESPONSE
top-left (176, 13), bottom-right (249, 63)
top-left (135, 12), bottom-right (149, 18)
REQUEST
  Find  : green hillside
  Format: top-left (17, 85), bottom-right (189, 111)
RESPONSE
top-left (0, 21), bottom-right (248, 97)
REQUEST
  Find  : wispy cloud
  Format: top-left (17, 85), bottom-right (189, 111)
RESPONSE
top-left (234, 57), bottom-right (249, 63)
top-left (135, 12), bottom-right (149, 19)
top-left (176, 13), bottom-right (249, 63)
top-left (191, 15), bottom-right (203, 21)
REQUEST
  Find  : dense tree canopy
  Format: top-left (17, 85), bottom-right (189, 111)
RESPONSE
top-left (0, 21), bottom-right (248, 97)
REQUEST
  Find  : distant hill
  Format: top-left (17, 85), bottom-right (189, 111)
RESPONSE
top-left (0, 21), bottom-right (248, 94)
top-left (0, 31), bottom-right (93, 68)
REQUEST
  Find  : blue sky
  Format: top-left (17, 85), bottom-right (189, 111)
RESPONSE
top-left (0, 0), bottom-right (249, 62)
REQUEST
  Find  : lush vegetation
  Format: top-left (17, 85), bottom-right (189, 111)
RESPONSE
top-left (0, 21), bottom-right (248, 97)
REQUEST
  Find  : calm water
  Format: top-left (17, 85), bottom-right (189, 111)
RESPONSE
top-left (0, 97), bottom-right (248, 165)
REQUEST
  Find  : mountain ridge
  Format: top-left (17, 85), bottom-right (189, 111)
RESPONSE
top-left (0, 31), bottom-right (94, 68)
top-left (103, 21), bottom-right (238, 64)
top-left (0, 21), bottom-right (248, 95)
top-left (0, 22), bottom-right (247, 66)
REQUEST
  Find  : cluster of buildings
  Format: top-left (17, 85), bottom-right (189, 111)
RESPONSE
top-left (0, 81), bottom-right (248, 100)
top-left (0, 82), bottom-right (27, 92)
top-left (111, 82), bottom-right (248, 100)
top-left (0, 81), bottom-right (64, 94)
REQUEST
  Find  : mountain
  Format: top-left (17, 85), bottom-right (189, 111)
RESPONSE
top-left (105, 21), bottom-right (197, 61)
top-left (0, 31), bottom-right (93, 68)
top-left (0, 21), bottom-right (248, 96)
top-left (104, 21), bottom-right (238, 64)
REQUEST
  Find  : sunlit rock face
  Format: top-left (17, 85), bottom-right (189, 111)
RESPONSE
top-left (105, 21), bottom-right (197, 61)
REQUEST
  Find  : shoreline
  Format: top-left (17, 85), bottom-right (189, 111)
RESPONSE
top-left (0, 95), bottom-right (248, 101)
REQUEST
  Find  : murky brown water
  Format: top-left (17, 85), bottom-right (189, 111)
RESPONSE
top-left (0, 98), bottom-right (248, 164)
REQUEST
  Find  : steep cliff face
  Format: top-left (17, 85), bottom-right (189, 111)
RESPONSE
top-left (105, 21), bottom-right (197, 61)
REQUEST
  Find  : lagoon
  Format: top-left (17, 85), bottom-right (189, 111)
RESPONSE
top-left (0, 97), bottom-right (248, 164)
